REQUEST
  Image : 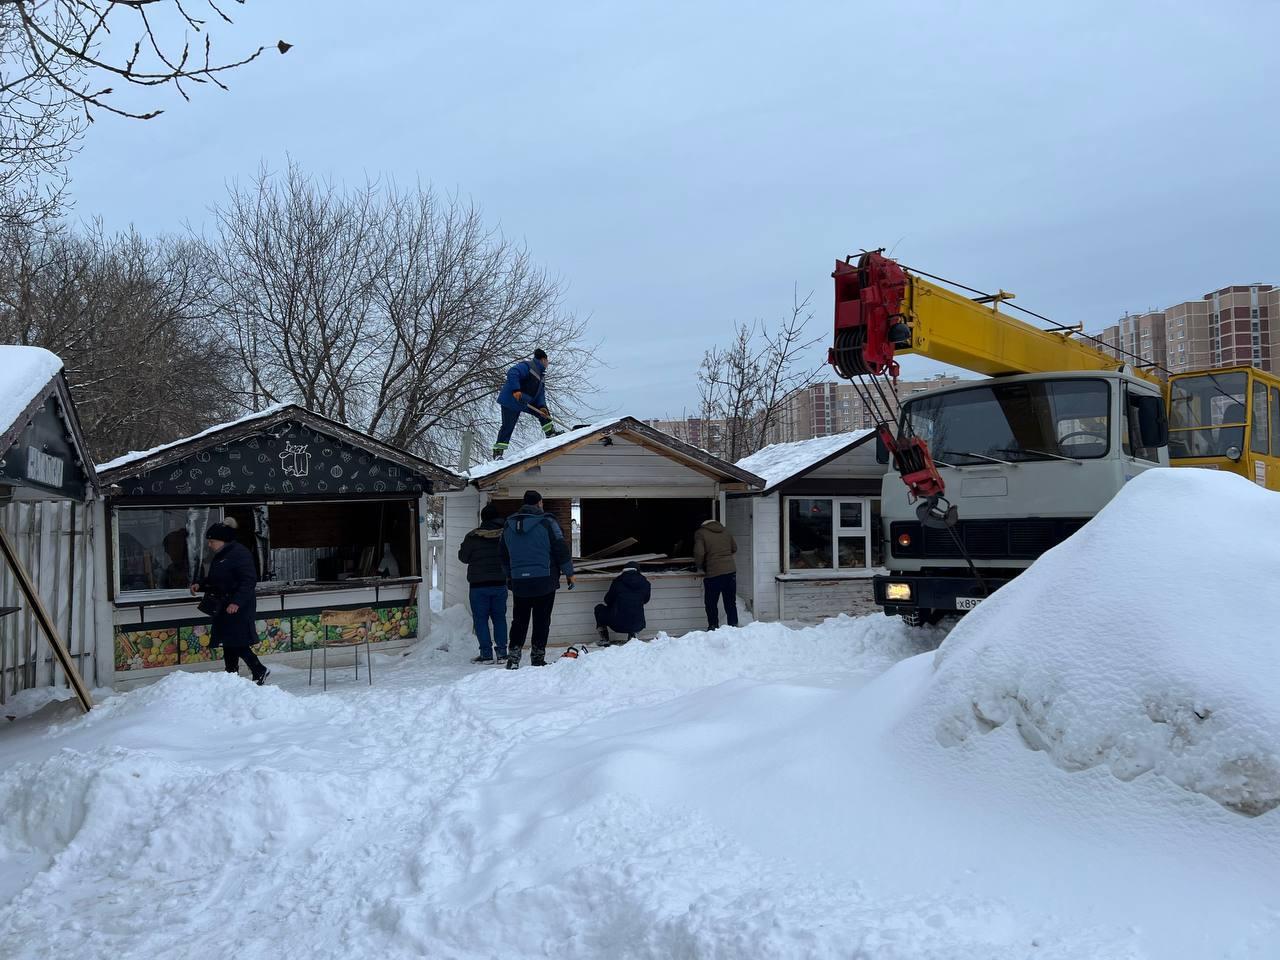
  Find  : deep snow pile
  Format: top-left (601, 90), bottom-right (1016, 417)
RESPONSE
top-left (917, 468), bottom-right (1280, 815)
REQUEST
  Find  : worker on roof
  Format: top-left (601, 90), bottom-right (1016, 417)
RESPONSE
top-left (493, 348), bottom-right (562, 460)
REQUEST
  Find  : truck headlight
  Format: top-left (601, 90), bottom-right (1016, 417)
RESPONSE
top-left (885, 582), bottom-right (912, 602)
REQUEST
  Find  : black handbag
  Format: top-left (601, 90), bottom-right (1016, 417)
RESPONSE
top-left (196, 594), bottom-right (223, 618)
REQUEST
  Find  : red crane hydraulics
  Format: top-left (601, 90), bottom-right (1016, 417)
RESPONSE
top-left (828, 252), bottom-right (948, 505)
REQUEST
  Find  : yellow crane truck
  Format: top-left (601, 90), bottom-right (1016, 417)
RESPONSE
top-left (829, 250), bottom-right (1280, 625)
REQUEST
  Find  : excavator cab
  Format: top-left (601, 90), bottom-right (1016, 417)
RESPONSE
top-left (1168, 366), bottom-right (1280, 489)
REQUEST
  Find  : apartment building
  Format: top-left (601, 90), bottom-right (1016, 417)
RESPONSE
top-left (643, 416), bottom-right (726, 451)
top-left (1096, 284), bottom-right (1277, 374)
top-left (768, 375), bottom-right (967, 444)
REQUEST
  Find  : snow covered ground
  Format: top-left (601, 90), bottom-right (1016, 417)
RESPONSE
top-left (2, 470), bottom-right (1278, 958)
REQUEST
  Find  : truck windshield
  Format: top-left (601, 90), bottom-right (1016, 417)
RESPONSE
top-left (1167, 371), bottom-right (1247, 458)
top-left (902, 379), bottom-right (1111, 465)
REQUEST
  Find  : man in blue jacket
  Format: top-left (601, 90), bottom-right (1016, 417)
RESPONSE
top-left (493, 348), bottom-right (561, 459)
top-left (500, 490), bottom-right (575, 668)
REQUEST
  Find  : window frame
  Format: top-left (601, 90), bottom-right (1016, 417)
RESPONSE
top-left (1251, 379), bottom-right (1270, 455)
top-left (110, 497), bottom-right (422, 601)
top-left (783, 495), bottom-right (878, 575)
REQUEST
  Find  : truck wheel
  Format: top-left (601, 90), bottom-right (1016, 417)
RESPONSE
top-left (901, 608), bottom-right (944, 628)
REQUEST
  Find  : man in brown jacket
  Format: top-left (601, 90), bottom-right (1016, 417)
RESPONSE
top-left (693, 519), bottom-right (738, 630)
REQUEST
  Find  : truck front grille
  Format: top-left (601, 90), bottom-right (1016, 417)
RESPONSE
top-left (894, 518), bottom-right (1088, 560)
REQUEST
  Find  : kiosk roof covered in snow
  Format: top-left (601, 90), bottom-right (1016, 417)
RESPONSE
top-left (464, 417), bottom-right (764, 492)
top-left (0, 345), bottom-right (97, 502)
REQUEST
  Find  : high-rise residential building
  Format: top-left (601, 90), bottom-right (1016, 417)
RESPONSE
top-left (642, 416), bottom-right (727, 452)
top-left (767, 375), bottom-right (968, 444)
top-left (1094, 284), bottom-right (1278, 374)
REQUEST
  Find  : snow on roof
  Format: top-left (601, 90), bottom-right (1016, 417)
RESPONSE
top-left (735, 429), bottom-right (874, 490)
top-left (0, 345), bottom-right (63, 433)
top-left (97, 403), bottom-right (290, 474)
top-left (465, 417), bottom-right (628, 480)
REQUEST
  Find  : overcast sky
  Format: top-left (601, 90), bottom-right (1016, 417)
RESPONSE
top-left (67, 1), bottom-right (1280, 421)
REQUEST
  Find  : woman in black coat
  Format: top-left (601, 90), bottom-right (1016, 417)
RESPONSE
top-left (191, 518), bottom-right (269, 684)
top-left (594, 562), bottom-right (652, 645)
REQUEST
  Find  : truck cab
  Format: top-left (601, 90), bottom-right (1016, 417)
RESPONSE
top-left (874, 370), bottom-right (1168, 623)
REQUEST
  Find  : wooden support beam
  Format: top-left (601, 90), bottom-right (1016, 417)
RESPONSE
top-left (0, 524), bottom-right (92, 713)
top-left (582, 537), bottom-right (638, 560)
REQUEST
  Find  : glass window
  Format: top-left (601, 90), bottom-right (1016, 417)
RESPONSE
top-left (116, 507), bottom-right (217, 594)
top-left (787, 497), bottom-right (876, 572)
top-left (115, 500), bottom-right (419, 596)
top-left (902, 379), bottom-right (1110, 465)
top-left (837, 536), bottom-right (867, 568)
top-left (1271, 388), bottom-right (1280, 457)
top-left (1251, 381), bottom-right (1269, 455)
top-left (839, 501), bottom-right (864, 529)
top-left (788, 499), bottom-right (833, 570)
top-left (1121, 385), bottom-right (1161, 463)
top-left (1168, 372), bottom-right (1247, 458)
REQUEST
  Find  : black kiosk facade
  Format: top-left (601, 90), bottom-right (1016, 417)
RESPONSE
top-left (96, 404), bottom-right (464, 684)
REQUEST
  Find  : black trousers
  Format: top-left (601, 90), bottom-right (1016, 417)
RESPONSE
top-left (509, 591), bottom-right (556, 661)
top-left (224, 645), bottom-right (265, 677)
top-left (704, 573), bottom-right (738, 629)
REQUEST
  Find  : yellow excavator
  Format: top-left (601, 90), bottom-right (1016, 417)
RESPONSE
top-left (829, 250), bottom-right (1280, 624)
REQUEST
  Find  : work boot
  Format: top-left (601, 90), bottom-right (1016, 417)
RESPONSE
top-left (491, 448), bottom-right (505, 460)
top-left (530, 653), bottom-right (547, 667)
top-left (471, 654), bottom-right (495, 664)
top-left (596, 626), bottom-right (610, 646)
top-left (254, 668), bottom-right (271, 686)
top-left (505, 655), bottom-right (520, 670)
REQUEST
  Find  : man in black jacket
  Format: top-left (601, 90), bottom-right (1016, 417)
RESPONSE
top-left (457, 503), bottom-right (509, 664)
top-left (191, 517), bottom-right (268, 685)
top-left (594, 562), bottom-right (651, 646)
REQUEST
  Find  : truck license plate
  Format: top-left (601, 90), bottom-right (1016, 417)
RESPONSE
top-left (955, 597), bottom-right (982, 611)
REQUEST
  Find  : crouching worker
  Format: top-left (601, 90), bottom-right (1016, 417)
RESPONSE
top-left (191, 517), bottom-right (269, 685)
top-left (594, 561), bottom-right (651, 646)
top-left (458, 503), bottom-right (508, 664)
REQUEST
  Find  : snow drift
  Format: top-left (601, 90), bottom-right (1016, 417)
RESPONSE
top-left (918, 468), bottom-right (1280, 815)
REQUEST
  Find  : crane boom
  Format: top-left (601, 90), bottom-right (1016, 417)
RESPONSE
top-left (830, 252), bottom-right (1162, 385)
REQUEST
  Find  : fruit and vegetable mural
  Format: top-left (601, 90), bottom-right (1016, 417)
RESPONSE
top-left (114, 603), bottom-right (419, 672)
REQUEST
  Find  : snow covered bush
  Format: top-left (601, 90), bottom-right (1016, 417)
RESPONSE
top-left (919, 468), bottom-right (1280, 816)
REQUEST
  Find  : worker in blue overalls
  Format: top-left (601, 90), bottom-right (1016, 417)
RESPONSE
top-left (493, 348), bottom-right (561, 459)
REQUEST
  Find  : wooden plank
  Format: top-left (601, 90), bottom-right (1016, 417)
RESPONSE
top-left (0, 524), bottom-right (92, 713)
top-left (582, 537), bottom-right (638, 560)
top-left (574, 553), bottom-right (666, 571)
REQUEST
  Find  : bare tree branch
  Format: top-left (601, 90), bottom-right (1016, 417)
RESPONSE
top-left (199, 163), bottom-right (597, 465)
top-left (0, 1), bottom-right (286, 219)
top-left (694, 290), bottom-right (822, 461)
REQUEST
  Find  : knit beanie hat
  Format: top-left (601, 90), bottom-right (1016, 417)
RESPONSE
top-left (205, 517), bottom-right (239, 542)
top-left (480, 504), bottom-right (501, 522)
top-left (522, 490), bottom-right (542, 506)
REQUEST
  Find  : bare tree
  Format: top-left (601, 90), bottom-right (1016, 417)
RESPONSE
top-left (0, 217), bottom-right (236, 459)
top-left (201, 164), bottom-right (595, 463)
top-left (696, 290), bottom-right (822, 461)
top-left (0, 1), bottom-right (287, 221)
